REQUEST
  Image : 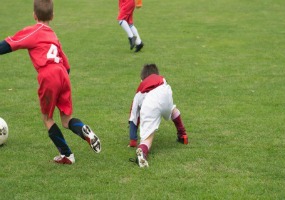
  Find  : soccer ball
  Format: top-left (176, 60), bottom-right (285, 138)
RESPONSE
top-left (0, 118), bottom-right (8, 145)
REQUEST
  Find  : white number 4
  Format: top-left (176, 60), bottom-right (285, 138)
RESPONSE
top-left (47, 44), bottom-right (60, 63)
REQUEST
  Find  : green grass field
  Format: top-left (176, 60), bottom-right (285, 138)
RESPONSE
top-left (1, 0), bottom-right (284, 199)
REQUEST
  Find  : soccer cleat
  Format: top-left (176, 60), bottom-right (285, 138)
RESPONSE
top-left (129, 36), bottom-right (137, 50)
top-left (134, 42), bottom-right (144, 52)
top-left (82, 125), bottom-right (101, 153)
top-left (177, 134), bottom-right (188, 145)
top-left (54, 154), bottom-right (75, 164)
top-left (136, 148), bottom-right (149, 168)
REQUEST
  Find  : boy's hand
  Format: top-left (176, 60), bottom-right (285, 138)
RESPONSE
top-left (135, 0), bottom-right (142, 8)
top-left (128, 139), bottom-right (137, 147)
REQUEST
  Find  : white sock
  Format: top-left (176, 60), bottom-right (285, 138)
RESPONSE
top-left (119, 20), bottom-right (134, 38)
top-left (130, 25), bottom-right (142, 45)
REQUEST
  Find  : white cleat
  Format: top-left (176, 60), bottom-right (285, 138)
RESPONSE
top-left (54, 154), bottom-right (75, 164)
top-left (82, 125), bottom-right (101, 153)
top-left (136, 148), bottom-right (149, 168)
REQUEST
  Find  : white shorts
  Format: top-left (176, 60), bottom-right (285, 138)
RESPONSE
top-left (140, 84), bottom-right (176, 141)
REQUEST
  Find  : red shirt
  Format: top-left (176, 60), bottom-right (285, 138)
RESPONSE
top-left (136, 74), bottom-right (165, 93)
top-left (119, 0), bottom-right (135, 9)
top-left (5, 23), bottom-right (70, 73)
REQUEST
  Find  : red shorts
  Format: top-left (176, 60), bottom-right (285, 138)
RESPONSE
top-left (117, 0), bottom-right (135, 24)
top-left (37, 65), bottom-right (72, 118)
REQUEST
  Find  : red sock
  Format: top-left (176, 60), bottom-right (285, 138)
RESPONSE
top-left (172, 115), bottom-right (187, 136)
top-left (138, 144), bottom-right (149, 158)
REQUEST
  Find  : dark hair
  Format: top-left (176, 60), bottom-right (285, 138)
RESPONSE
top-left (140, 64), bottom-right (159, 80)
top-left (34, 0), bottom-right (53, 21)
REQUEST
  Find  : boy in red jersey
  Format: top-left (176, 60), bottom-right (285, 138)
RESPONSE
top-left (0, 0), bottom-right (101, 164)
top-left (117, 0), bottom-right (144, 52)
top-left (128, 64), bottom-right (188, 167)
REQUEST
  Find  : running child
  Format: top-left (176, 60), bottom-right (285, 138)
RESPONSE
top-left (0, 0), bottom-right (101, 164)
top-left (117, 0), bottom-right (144, 52)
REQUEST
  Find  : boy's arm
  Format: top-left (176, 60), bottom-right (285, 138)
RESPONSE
top-left (128, 92), bottom-right (141, 147)
top-left (60, 50), bottom-right (70, 72)
top-left (128, 121), bottom-right (138, 147)
top-left (57, 42), bottom-right (71, 73)
top-left (129, 93), bottom-right (141, 126)
top-left (0, 40), bottom-right (12, 55)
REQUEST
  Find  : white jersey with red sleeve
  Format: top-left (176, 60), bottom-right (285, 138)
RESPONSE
top-left (5, 23), bottom-right (70, 72)
top-left (129, 74), bottom-right (165, 125)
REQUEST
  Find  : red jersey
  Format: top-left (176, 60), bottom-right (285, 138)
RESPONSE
top-left (5, 23), bottom-right (72, 118)
top-left (129, 74), bottom-right (165, 125)
top-left (5, 23), bottom-right (70, 73)
top-left (136, 74), bottom-right (164, 93)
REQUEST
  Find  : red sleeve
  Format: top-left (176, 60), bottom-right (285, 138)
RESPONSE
top-left (58, 43), bottom-right (70, 71)
top-left (5, 26), bottom-right (37, 51)
top-left (5, 24), bottom-right (70, 71)
top-left (136, 74), bottom-right (164, 93)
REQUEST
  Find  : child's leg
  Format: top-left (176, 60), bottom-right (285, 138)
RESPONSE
top-left (171, 108), bottom-right (188, 144)
top-left (48, 123), bottom-right (72, 156)
top-left (136, 133), bottom-right (154, 167)
top-left (60, 114), bottom-right (89, 139)
top-left (119, 20), bottom-right (136, 50)
top-left (130, 24), bottom-right (144, 52)
top-left (43, 114), bottom-right (72, 157)
top-left (61, 114), bottom-right (101, 153)
top-left (119, 20), bottom-right (134, 38)
top-left (65, 117), bottom-right (85, 140)
top-left (138, 132), bottom-right (154, 158)
top-left (130, 24), bottom-right (142, 45)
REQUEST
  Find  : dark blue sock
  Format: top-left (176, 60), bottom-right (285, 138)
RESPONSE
top-left (68, 118), bottom-right (85, 139)
top-left (129, 121), bottom-right (138, 140)
top-left (48, 123), bottom-right (72, 156)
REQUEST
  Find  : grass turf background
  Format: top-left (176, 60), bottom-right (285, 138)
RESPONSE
top-left (0, 0), bottom-right (284, 199)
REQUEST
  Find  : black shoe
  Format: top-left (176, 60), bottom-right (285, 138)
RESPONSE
top-left (129, 36), bottom-right (136, 50)
top-left (135, 42), bottom-right (144, 52)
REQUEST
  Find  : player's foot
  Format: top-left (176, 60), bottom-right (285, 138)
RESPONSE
top-left (136, 148), bottom-right (149, 167)
top-left (54, 154), bottom-right (75, 164)
top-left (82, 125), bottom-right (101, 153)
top-left (177, 134), bottom-right (188, 145)
top-left (129, 36), bottom-right (136, 50)
top-left (135, 42), bottom-right (144, 52)
top-left (128, 139), bottom-right (137, 147)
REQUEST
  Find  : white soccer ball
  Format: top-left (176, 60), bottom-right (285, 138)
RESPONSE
top-left (0, 118), bottom-right (8, 145)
